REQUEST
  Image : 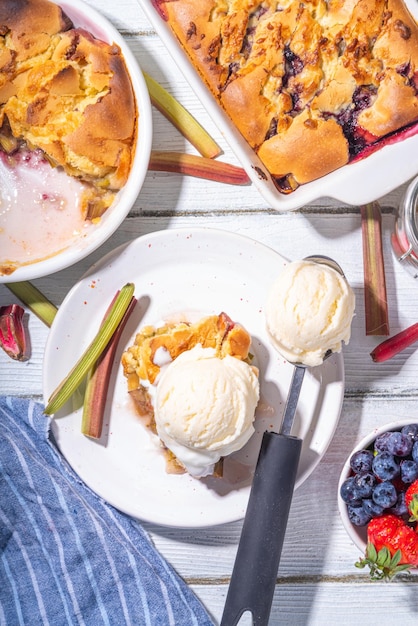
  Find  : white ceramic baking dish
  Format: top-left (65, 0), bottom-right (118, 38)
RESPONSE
top-left (139, 0), bottom-right (418, 211)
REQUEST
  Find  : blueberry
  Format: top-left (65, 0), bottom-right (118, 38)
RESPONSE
top-left (362, 498), bottom-right (384, 518)
top-left (374, 431), bottom-right (393, 453)
top-left (372, 481), bottom-right (398, 509)
top-left (347, 504), bottom-right (372, 527)
top-left (353, 471), bottom-right (376, 498)
top-left (372, 451), bottom-right (400, 481)
top-left (401, 423), bottom-right (418, 443)
top-left (350, 449), bottom-right (374, 473)
top-left (412, 441), bottom-right (418, 464)
top-left (400, 459), bottom-right (418, 483)
top-left (388, 492), bottom-right (408, 517)
top-left (386, 431), bottom-right (413, 457)
top-left (340, 476), bottom-right (362, 505)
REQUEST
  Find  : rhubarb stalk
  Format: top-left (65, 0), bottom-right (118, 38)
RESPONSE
top-left (361, 203), bottom-right (390, 336)
top-left (44, 283), bottom-right (135, 416)
top-left (144, 72), bottom-right (222, 159)
top-left (370, 322), bottom-right (418, 363)
top-left (0, 304), bottom-right (26, 360)
top-left (82, 294), bottom-right (137, 439)
top-left (6, 281), bottom-right (57, 327)
top-left (149, 151), bottom-right (251, 185)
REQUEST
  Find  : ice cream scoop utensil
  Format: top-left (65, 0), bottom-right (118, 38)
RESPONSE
top-left (220, 368), bottom-right (304, 626)
top-left (221, 256), bottom-right (344, 626)
top-left (304, 254), bottom-right (346, 277)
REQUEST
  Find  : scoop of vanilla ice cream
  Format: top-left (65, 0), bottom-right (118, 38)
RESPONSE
top-left (265, 260), bottom-right (355, 367)
top-left (154, 345), bottom-right (259, 477)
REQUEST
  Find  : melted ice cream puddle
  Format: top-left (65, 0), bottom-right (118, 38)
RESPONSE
top-left (0, 149), bottom-right (97, 271)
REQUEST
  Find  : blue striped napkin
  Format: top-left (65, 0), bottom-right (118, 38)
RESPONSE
top-left (0, 396), bottom-right (214, 626)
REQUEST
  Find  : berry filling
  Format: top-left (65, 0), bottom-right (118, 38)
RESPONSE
top-left (282, 45), bottom-right (304, 89)
top-left (334, 86), bottom-right (378, 156)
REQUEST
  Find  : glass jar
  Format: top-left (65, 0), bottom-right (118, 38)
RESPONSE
top-left (391, 176), bottom-right (418, 279)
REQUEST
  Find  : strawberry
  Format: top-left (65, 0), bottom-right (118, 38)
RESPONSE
top-left (405, 479), bottom-right (418, 522)
top-left (355, 514), bottom-right (418, 580)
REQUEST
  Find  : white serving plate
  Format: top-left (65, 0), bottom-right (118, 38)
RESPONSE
top-left (43, 228), bottom-right (345, 528)
top-left (138, 0), bottom-right (418, 211)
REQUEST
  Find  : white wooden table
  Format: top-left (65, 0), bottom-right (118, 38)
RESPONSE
top-left (1, 1), bottom-right (418, 623)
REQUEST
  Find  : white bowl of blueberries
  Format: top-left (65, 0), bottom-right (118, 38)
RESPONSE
top-left (338, 419), bottom-right (418, 556)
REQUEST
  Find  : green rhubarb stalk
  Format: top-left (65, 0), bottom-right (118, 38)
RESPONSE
top-left (361, 202), bottom-right (390, 336)
top-left (149, 151), bottom-right (251, 185)
top-left (82, 294), bottom-right (137, 439)
top-left (44, 283), bottom-right (135, 416)
top-left (144, 72), bottom-right (222, 159)
top-left (6, 281), bottom-right (57, 327)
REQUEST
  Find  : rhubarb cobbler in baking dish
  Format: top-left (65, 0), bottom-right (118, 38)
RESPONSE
top-left (153, 0), bottom-right (418, 193)
top-left (0, 0), bottom-right (137, 275)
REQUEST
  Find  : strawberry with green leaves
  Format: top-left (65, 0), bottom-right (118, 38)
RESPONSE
top-left (355, 514), bottom-right (418, 580)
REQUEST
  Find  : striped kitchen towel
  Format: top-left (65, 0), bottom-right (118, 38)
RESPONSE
top-left (0, 396), bottom-right (214, 626)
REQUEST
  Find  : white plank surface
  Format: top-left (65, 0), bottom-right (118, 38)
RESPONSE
top-left (1, 1), bottom-right (418, 624)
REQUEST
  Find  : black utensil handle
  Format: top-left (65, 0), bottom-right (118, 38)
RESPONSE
top-left (220, 430), bottom-right (302, 626)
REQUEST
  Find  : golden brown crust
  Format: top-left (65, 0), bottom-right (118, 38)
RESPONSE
top-left (0, 0), bottom-right (71, 65)
top-left (220, 66), bottom-right (272, 148)
top-left (258, 111), bottom-right (349, 185)
top-left (357, 70), bottom-right (418, 137)
top-left (165, 0), bottom-right (228, 93)
top-left (51, 31), bottom-right (136, 189)
top-left (0, 0), bottom-right (136, 203)
top-left (162, 0), bottom-right (418, 190)
top-left (121, 312), bottom-right (252, 386)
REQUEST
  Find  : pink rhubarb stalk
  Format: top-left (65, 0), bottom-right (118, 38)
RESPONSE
top-left (82, 294), bottom-right (137, 439)
top-left (361, 202), bottom-right (390, 336)
top-left (149, 151), bottom-right (251, 185)
top-left (0, 304), bottom-right (26, 360)
top-left (370, 322), bottom-right (418, 363)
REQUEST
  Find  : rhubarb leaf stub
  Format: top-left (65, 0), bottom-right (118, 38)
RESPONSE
top-left (0, 304), bottom-right (27, 361)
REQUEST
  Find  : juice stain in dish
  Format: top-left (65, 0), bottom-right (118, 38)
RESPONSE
top-left (0, 148), bottom-right (95, 273)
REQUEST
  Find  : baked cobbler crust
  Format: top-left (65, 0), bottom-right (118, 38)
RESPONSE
top-left (155, 0), bottom-right (418, 192)
top-left (0, 0), bottom-right (137, 215)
